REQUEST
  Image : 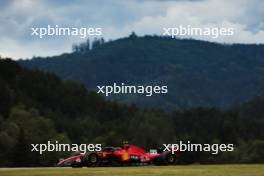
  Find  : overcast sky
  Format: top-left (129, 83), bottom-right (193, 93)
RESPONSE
top-left (0, 0), bottom-right (263, 59)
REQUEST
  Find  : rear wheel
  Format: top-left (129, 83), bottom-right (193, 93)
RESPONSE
top-left (164, 153), bottom-right (176, 165)
top-left (156, 151), bottom-right (177, 165)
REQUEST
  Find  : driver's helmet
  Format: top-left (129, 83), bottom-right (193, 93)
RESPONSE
top-left (123, 141), bottom-right (129, 149)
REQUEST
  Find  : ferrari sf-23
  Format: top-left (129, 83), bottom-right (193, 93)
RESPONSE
top-left (57, 143), bottom-right (180, 167)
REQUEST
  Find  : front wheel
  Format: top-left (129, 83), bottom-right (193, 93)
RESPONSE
top-left (84, 153), bottom-right (101, 167)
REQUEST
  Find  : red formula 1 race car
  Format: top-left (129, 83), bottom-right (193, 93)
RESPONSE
top-left (57, 143), bottom-right (180, 167)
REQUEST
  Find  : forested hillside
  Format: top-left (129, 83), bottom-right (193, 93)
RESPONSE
top-left (19, 35), bottom-right (264, 110)
top-left (0, 58), bottom-right (263, 166)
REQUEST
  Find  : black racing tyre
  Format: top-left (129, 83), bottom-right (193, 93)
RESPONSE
top-left (161, 151), bottom-right (177, 165)
top-left (84, 153), bottom-right (101, 167)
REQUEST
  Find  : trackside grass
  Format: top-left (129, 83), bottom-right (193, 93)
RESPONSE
top-left (0, 164), bottom-right (263, 176)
